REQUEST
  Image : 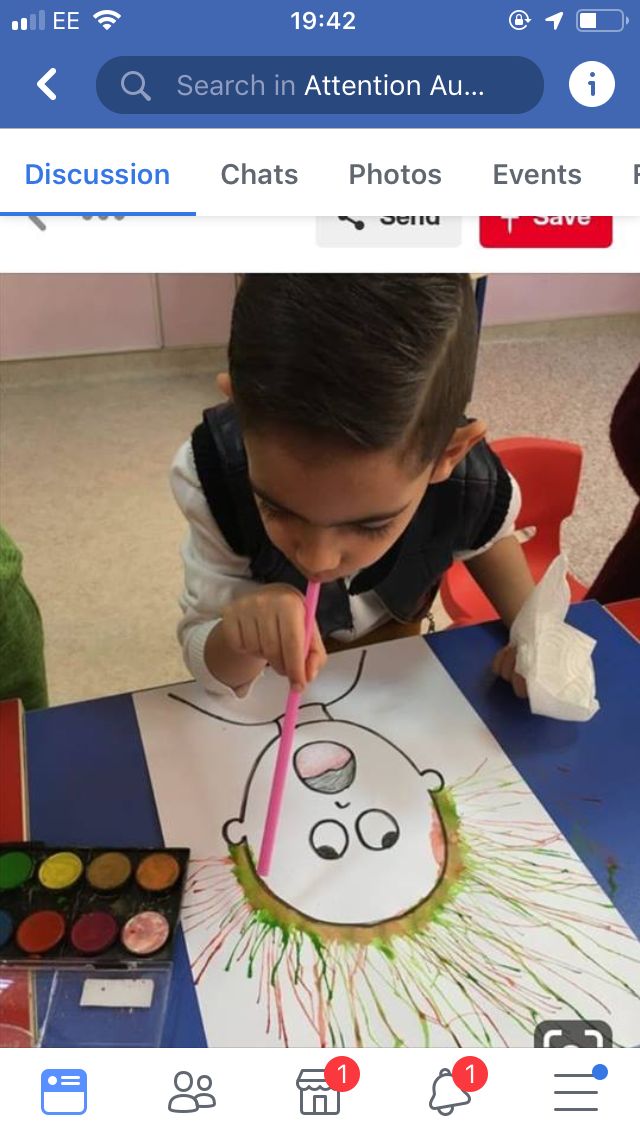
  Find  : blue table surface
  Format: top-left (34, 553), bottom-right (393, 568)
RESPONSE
top-left (24, 601), bottom-right (640, 1047)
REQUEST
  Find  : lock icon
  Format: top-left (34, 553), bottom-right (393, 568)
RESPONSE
top-left (509, 9), bottom-right (531, 29)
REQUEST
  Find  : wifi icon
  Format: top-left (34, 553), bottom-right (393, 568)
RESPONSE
top-left (92, 9), bottom-right (122, 30)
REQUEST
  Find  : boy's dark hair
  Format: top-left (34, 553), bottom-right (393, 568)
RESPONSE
top-left (228, 274), bottom-right (478, 467)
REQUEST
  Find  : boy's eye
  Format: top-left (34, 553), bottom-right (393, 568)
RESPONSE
top-left (354, 521), bottom-right (393, 539)
top-left (258, 498), bottom-right (392, 539)
top-left (257, 499), bottom-right (285, 520)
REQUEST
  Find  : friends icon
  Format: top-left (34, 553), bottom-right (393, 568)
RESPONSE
top-left (168, 1071), bottom-right (216, 1113)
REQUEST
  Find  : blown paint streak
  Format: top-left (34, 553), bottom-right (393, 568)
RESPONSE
top-left (181, 762), bottom-right (639, 1047)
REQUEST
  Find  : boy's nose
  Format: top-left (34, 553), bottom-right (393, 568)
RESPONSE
top-left (294, 530), bottom-right (341, 578)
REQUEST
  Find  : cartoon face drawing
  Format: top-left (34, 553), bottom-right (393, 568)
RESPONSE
top-left (223, 718), bottom-right (445, 926)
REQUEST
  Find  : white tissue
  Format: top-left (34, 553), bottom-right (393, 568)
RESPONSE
top-left (509, 555), bottom-right (599, 722)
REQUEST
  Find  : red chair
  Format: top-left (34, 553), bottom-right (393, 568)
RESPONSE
top-left (440, 437), bottom-right (588, 626)
top-left (605, 599), bottom-right (640, 641)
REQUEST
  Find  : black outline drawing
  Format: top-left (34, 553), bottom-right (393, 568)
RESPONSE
top-left (167, 649), bottom-right (447, 929)
top-left (309, 819), bottom-right (350, 860)
top-left (355, 808), bottom-right (400, 851)
top-left (293, 741), bottom-right (357, 795)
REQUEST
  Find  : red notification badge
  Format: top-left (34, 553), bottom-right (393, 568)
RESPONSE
top-left (451, 1055), bottom-right (489, 1093)
top-left (324, 1056), bottom-right (360, 1092)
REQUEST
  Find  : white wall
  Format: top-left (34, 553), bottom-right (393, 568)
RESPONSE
top-left (483, 274), bottom-right (640, 326)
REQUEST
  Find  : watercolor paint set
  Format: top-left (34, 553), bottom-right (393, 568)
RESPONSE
top-left (0, 842), bottom-right (190, 966)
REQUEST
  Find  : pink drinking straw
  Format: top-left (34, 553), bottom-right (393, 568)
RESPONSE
top-left (257, 580), bottom-right (321, 877)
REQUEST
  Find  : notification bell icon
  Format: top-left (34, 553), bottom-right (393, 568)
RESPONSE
top-left (428, 1068), bottom-right (471, 1116)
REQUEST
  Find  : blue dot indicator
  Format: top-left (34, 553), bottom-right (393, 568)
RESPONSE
top-left (592, 1064), bottom-right (608, 1081)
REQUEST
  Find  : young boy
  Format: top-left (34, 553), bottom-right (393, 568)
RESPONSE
top-left (171, 274), bottom-right (534, 700)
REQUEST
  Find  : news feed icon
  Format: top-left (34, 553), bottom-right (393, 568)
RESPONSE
top-left (41, 1069), bottom-right (88, 1115)
top-left (534, 1020), bottom-right (613, 1047)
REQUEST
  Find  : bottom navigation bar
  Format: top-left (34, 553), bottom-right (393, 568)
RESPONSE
top-left (1, 1047), bottom-right (636, 1135)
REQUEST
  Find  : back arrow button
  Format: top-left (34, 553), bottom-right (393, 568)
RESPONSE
top-left (37, 68), bottom-right (57, 101)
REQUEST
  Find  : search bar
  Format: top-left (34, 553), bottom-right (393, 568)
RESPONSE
top-left (97, 57), bottom-right (544, 115)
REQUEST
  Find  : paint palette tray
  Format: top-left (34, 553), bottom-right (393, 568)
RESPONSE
top-left (0, 843), bottom-right (190, 967)
top-left (0, 962), bottom-right (174, 1048)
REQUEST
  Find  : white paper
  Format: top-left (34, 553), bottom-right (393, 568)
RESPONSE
top-left (134, 638), bottom-right (640, 1048)
top-left (80, 978), bottom-right (154, 1009)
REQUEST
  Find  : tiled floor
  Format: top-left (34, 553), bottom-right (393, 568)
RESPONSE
top-left (1, 315), bottom-right (639, 706)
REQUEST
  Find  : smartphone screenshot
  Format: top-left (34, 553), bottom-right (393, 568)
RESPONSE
top-left (0, 2), bottom-right (638, 1130)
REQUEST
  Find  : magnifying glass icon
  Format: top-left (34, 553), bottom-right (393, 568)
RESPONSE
top-left (120, 70), bottom-right (151, 102)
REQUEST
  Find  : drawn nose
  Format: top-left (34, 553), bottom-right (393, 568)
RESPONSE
top-left (294, 741), bottom-right (356, 794)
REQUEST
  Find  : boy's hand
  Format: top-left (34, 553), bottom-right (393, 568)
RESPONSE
top-left (492, 644), bottom-right (528, 700)
top-left (221, 583), bottom-right (327, 691)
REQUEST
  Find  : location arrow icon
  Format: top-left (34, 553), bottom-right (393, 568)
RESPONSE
top-left (37, 68), bottom-right (57, 101)
top-left (545, 11), bottom-right (564, 29)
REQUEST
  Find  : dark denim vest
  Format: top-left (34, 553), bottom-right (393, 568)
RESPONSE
top-left (191, 403), bottom-right (510, 638)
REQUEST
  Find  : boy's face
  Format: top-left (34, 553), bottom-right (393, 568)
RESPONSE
top-left (244, 423), bottom-right (483, 582)
top-left (245, 431), bottom-right (433, 582)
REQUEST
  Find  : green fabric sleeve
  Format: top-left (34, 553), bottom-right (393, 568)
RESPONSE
top-left (0, 526), bottom-right (49, 710)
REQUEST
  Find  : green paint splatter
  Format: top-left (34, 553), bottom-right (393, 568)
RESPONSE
top-left (373, 938), bottom-right (395, 960)
top-left (606, 857), bottom-right (620, 897)
top-left (184, 765), bottom-right (640, 1048)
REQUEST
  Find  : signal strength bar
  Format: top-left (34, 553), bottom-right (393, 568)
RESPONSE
top-left (11, 10), bottom-right (46, 30)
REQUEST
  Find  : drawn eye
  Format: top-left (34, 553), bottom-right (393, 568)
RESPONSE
top-left (355, 809), bottom-right (400, 851)
top-left (309, 820), bottom-right (349, 860)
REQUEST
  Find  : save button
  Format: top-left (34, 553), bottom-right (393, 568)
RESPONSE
top-left (480, 216), bottom-right (613, 248)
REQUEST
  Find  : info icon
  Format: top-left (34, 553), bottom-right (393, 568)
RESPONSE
top-left (568, 60), bottom-right (615, 107)
top-left (534, 1020), bottom-right (613, 1047)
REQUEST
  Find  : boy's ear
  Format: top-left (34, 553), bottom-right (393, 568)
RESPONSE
top-left (429, 419), bottom-right (487, 483)
top-left (217, 371), bottom-right (232, 399)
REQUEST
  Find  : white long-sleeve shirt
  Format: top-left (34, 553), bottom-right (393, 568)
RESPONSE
top-left (170, 439), bottom-right (521, 697)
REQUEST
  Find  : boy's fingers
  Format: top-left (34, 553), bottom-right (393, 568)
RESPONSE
top-left (492, 646), bottom-right (528, 699)
top-left (277, 607), bottom-right (306, 691)
top-left (512, 671), bottom-right (528, 699)
top-left (257, 614), bottom-right (285, 673)
top-left (226, 614), bottom-right (254, 657)
top-left (223, 616), bottom-right (244, 655)
top-left (492, 645), bottom-right (512, 679)
top-left (240, 616), bottom-right (262, 660)
top-left (306, 624), bottom-right (327, 682)
top-left (306, 644), bottom-right (327, 682)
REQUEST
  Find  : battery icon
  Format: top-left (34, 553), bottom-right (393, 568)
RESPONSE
top-left (577, 9), bottom-right (629, 30)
